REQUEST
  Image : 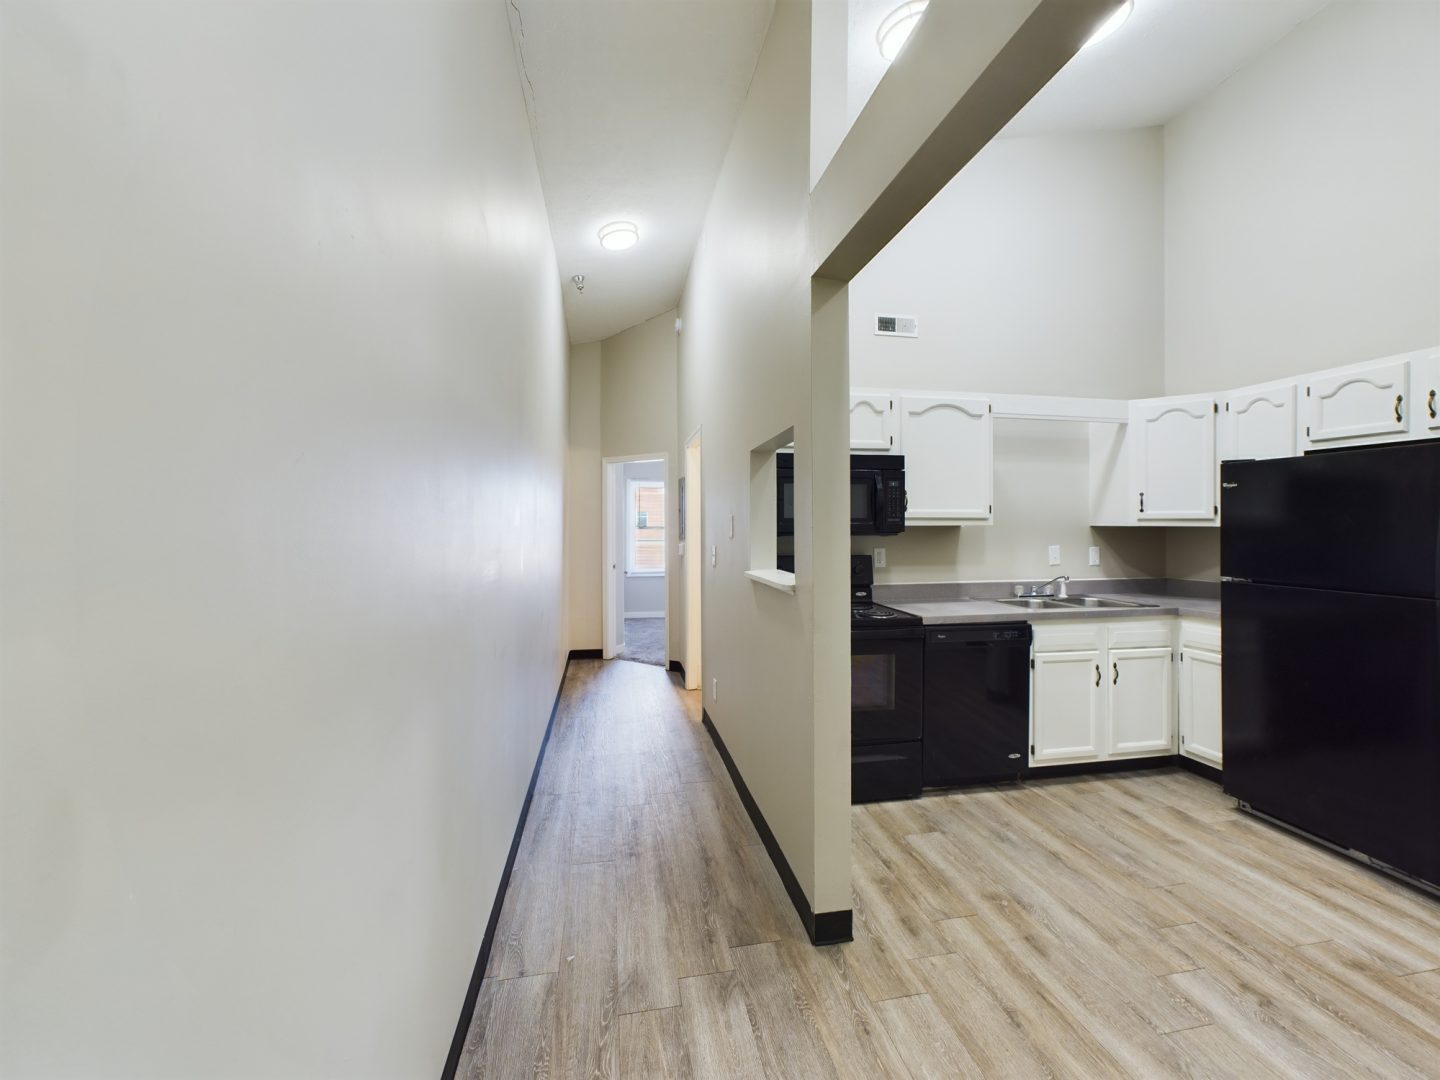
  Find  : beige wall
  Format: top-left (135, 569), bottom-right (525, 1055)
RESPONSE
top-left (679, 0), bottom-right (851, 912)
top-left (565, 310), bottom-right (681, 658)
top-left (1163, 0), bottom-right (1440, 394)
top-left (1160, 0), bottom-right (1439, 581)
top-left (0, 3), bottom-right (567, 1077)
top-left (566, 342), bottom-right (603, 650)
top-left (848, 129), bottom-right (1167, 584)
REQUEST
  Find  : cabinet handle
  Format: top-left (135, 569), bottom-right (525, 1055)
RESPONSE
top-left (1395, 394), bottom-right (1404, 423)
top-left (1112, 662), bottom-right (1119, 685)
top-left (1138, 492), bottom-right (1145, 514)
top-left (1429, 389), bottom-right (1436, 421)
top-left (1094, 664), bottom-right (1101, 687)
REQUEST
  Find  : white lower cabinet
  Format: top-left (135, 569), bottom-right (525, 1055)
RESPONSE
top-left (1177, 618), bottom-right (1223, 768)
top-left (1031, 619), bottom-right (1176, 766)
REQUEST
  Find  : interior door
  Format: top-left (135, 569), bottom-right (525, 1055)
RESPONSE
top-left (1108, 646), bottom-right (1174, 756)
top-left (1030, 649), bottom-right (1103, 763)
top-left (1132, 395), bottom-right (1217, 520)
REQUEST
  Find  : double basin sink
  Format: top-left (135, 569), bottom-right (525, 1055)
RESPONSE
top-left (997, 595), bottom-right (1154, 611)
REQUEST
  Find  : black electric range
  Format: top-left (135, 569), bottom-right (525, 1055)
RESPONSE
top-left (850, 555), bottom-right (923, 802)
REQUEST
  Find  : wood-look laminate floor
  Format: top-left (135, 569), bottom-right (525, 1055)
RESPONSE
top-left (458, 658), bottom-right (1440, 1079)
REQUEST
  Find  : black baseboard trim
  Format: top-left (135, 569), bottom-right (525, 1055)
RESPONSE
top-left (668, 660), bottom-right (685, 677)
top-left (1175, 753), bottom-right (1223, 785)
top-left (442, 657), bottom-right (570, 1080)
top-left (568, 648), bottom-right (602, 660)
top-left (701, 710), bottom-right (853, 947)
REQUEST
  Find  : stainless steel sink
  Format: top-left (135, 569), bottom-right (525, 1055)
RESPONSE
top-left (997, 597), bottom-right (1074, 610)
top-left (1053, 595), bottom-right (1154, 609)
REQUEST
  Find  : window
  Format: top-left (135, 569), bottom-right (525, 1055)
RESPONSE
top-left (626, 479), bottom-right (665, 575)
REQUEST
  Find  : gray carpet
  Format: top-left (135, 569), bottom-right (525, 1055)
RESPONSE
top-left (619, 618), bottom-right (666, 668)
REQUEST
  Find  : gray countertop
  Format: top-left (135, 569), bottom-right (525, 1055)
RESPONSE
top-left (889, 592), bottom-right (1220, 626)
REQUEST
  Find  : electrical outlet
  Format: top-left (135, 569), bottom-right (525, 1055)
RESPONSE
top-left (678, 541), bottom-right (685, 558)
top-left (712, 677), bottom-right (718, 702)
top-left (1089, 546), bottom-right (1101, 567)
top-left (1048, 545), bottom-right (1061, 567)
top-left (873, 547), bottom-right (887, 569)
top-left (710, 545), bottom-right (717, 568)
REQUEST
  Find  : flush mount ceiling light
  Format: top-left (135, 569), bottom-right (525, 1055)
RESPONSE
top-left (877, 0), bottom-right (928, 61)
top-left (597, 220), bottom-right (639, 251)
top-left (1082, 0), bottom-right (1133, 49)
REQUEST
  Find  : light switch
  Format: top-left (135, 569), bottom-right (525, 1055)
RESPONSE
top-left (678, 541), bottom-right (685, 557)
top-left (712, 677), bottom-right (719, 702)
top-left (873, 547), bottom-right (887, 569)
top-left (1089, 546), bottom-right (1101, 567)
top-left (710, 545), bottom-right (717, 568)
top-left (728, 513), bottom-right (735, 539)
top-left (1048, 545), bottom-right (1061, 567)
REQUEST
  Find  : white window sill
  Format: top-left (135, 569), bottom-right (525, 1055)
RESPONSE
top-left (625, 571), bottom-right (665, 578)
top-left (745, 568), bottom-right (796, 595)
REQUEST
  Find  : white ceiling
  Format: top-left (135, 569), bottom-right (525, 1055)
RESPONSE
top-left (1001, 0), bottom-right (1336, 137)
top-left (507, 0), bottom-right (775, 344)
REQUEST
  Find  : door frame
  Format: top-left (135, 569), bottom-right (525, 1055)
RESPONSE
top-left (602, 453), bottom-right (669, 661)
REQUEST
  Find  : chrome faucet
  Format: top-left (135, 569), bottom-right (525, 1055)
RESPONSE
top-left (1017, 575), bottom-right (1069, 599)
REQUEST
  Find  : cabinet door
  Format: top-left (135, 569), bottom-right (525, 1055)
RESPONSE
top-left (1107, 646), bottom-right (1174, 757)
top-left (899, 394), bottom-right (992, 524)
top-left (1222, 381), bottom-right (1297, 461)
top-left (1131, 395), bottom-right (1217, 521)
top-left (850, 392), bottom-right (897, 452)
top-left (1030, 649), bottom-right (1103, 764)
top-left (1412, 349), bottom-right (1440, 433)
top-left (1179, 646), bottom-right (1223, 767)
top-left (1304, 358), bottom-right (1409, 445)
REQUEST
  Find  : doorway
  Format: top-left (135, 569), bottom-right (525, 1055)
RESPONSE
top-left (602, 455), bottom-right (668, 667)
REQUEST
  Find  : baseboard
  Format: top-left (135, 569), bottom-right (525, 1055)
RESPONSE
top-left (668, 660), bottom-right (685, 677)
top-left (624, 610), bottom-right (665, 620)
top-left (1175, 753), bottom-right (1223, 785)
top-left (442, 657), bottom-right (570, 1080)
top-left (567, 648), bottom-right (602, 660)
top-left (701, 710), bottom-right (853, 947)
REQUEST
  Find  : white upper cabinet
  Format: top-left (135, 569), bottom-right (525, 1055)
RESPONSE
top-left (1221, 380), bottom-right (1298, 461)
top-left (1409, 348), bottom-right (1440, 433)
top-left (1303, 356), bottom-right (1410, 446)
top-left (898, 394), bottom-right (993, 524)
top-left (1131, 394), bottom-right (1218, 521)
top-left (849, 392), bottom-right (897, 453)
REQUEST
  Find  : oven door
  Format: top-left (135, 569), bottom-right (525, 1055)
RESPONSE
top-left (776, 461), bottom-right (795, 536)
top-left (851, 629), bottom-right (924, 744)
top-left (849, 470), bottom-right (883, 535)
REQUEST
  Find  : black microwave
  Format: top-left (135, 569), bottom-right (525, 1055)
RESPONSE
top-left (776, 453), bottom-right (906, 536)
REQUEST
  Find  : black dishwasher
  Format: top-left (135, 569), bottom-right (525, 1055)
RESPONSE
top-left (923, 624), bottom-right (1032, 788)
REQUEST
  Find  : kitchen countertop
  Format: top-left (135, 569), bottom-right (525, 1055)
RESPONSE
top-left (889, 592), bottom-right (1220, 626)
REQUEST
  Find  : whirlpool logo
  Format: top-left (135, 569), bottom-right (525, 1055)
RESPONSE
top-left (1222, 482), bottom-right (1239, 489)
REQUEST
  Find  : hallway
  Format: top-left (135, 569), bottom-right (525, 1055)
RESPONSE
top-left (461, 660), bottom-right (1440, 1080)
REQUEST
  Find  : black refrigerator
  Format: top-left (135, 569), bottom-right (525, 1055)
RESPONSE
top-left (1222, 440), bottom-right (1440, 891)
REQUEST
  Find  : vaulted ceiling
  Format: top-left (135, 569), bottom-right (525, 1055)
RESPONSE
top-left (507, 0), bottom-right (775, 344)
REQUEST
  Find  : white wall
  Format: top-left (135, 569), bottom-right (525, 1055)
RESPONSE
top-left (1161, 0), bottom-right (1440, 580)
top-left (0, 4), bottom-right (567, 1078)
top-left (1164, 0), bottom-right (1440, 393)
top-left (848, 129), bottom-right (1168, 583)
top-left (619, 460), bottom-right (667, 615)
